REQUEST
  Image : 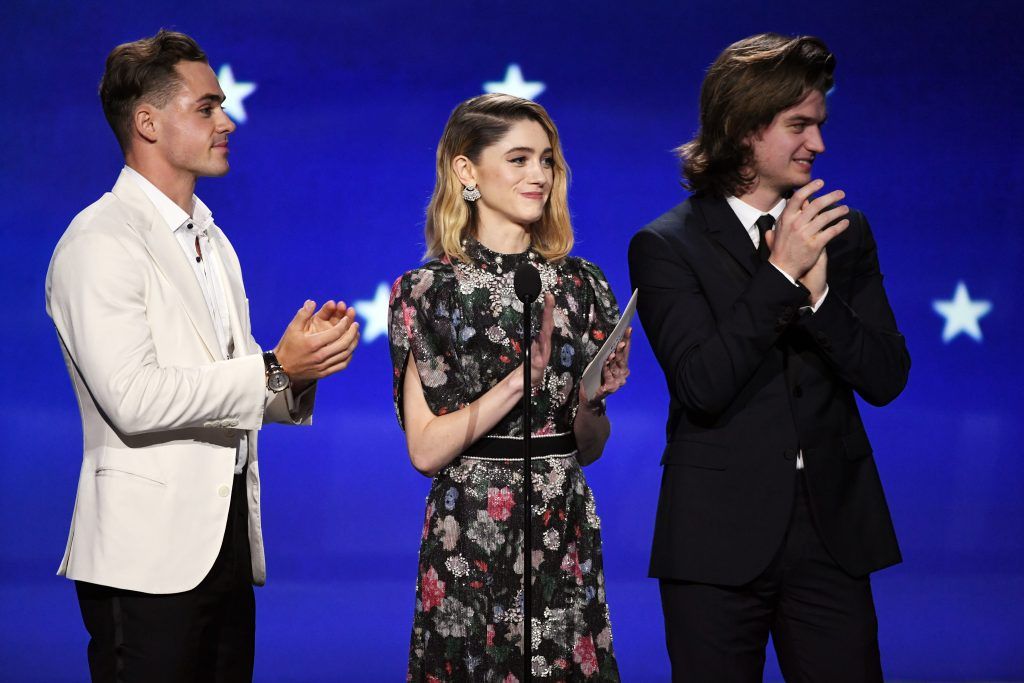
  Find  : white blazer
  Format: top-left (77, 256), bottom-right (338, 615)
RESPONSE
top-left (45, 170), bottom-right (314, 594)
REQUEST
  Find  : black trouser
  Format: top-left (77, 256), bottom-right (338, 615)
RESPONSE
top-left (660, 472), bottom-right (883, 683)
top-left (76, 472), bottom-right (255, 683)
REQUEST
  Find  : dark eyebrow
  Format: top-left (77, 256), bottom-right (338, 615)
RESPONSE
top-left (786, 114), bottom-right (827, 125)
top-left (504, 146), bottom-right (553, 155)
top-left (196, 94), bottom-right (225, 105)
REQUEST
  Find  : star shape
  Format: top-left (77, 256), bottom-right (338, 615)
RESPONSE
top-left (353, 282), bottom-right (392, 344)
top-left (216, 64), bottom-right (256, 124)
top-left (483, 64), bottom-right (545, 101)
top-left (932, 281), bottom-right (992, 343)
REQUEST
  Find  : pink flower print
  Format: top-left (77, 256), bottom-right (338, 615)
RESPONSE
top-left (561, 543), bottom-right (583, 583)
top-left (402, 303), bottom-right (417, 335)
top-left (421, 566), bottom-right (445, 612)
top-left (422, 502), bottom-right (434, 541)
top-left (487, 487), bottom-right (516, 521)
top-left (573, 634), bottom-right (598, 676)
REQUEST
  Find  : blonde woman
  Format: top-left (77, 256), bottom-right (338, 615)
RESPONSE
top-left (388, 94), bottom-right (629, 680)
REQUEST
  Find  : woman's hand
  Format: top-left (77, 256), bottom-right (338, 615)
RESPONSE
top-left (581, 327), bottom-right (632, 409)
top-left (529, 293), bottom-right (555, 387)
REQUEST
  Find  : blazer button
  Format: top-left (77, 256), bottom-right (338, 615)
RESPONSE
top-left (792, 385), bottom-right (803, 398)
top-left (783, 449), bottom-right (797, 461)
top-left (218, 485), bottom-right (230, 498)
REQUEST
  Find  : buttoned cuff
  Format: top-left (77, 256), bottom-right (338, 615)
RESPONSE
top-left (771, 264), bottom-right (828, 315)
top-left (804, 285), bottom-right (829, 314)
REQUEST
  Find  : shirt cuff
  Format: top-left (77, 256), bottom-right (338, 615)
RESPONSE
top-left (771, 263), bottom-right (828, 314)
top-left (770, 262), bottom-right (800, 287)
top-left (806, 285), bottom-right (829, 314)
top-left (283, 381), bottom-right (316, 419)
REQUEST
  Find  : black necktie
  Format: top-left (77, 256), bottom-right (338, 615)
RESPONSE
top-left (755, 214), bottom-right (775, 262)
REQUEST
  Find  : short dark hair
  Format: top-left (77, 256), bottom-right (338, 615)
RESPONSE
top-left (678, 33), bottom-right (835, 197)
top-left (99, 30), bottom-right (207, 154)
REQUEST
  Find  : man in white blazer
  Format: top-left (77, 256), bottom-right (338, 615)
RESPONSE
top-left (45, 31), bottom-right (360, 682)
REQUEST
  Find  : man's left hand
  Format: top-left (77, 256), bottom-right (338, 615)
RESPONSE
top-left (305, 300), bottom-right (356, 334)
top-left (292, 300), bottom-right (359, 394)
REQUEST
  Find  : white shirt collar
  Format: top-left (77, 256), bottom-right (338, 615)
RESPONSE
top-left (123, 166), bottom-right (213, 235)
top-left (725, 195), bottom-right (786, 231)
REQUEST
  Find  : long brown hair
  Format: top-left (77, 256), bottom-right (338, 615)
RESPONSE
top-left (424, 94), bottom-right (573, 263)
top-left (678, 33), bottom-right (835, 197)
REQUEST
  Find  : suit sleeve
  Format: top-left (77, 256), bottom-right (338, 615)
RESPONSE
top-left (216, 236), bottom-right (316, 428)
top-left (798, 211), bottom-right (910, 406)
top-left (628, 226), bottom-right (808, 418)
top-left (48, 230), bottom-right (268, 436)
top-left (261, 365), bottom-right (316, 425)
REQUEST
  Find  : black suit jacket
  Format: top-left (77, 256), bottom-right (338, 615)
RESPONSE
top-left (628, 194), bottom-right (909, 585)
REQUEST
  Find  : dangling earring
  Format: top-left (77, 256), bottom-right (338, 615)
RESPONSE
top-left (462, 184), bottom-right (481, 202)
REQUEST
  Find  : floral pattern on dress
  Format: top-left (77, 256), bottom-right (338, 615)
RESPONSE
top-left (389, 237), bottom-right (620, 682)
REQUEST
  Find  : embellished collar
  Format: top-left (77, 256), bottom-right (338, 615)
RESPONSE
top-left (462, 236), bottom-right (539, 275)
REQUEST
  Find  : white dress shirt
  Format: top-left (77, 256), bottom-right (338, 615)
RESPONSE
top-left (124, 166), bottom-right (251, 473)
top-left (725, 195), bottom-right (829, 312)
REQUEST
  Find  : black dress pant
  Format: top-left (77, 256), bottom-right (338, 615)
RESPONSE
top-left (659, 472), bottom-right (883, 683)
top-left (76, 472), bottom-right (255, 683)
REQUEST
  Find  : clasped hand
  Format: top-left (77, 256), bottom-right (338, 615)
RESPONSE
top-left (765, 178), bottom-right (850, 302)
top-left (273, 300), bottom-right (361, 384)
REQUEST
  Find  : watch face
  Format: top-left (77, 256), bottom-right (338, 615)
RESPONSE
top-left (268, 370), bottom-right (290, 392)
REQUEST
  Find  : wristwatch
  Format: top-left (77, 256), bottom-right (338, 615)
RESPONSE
top-left (263, 351), bottom-right (290, 393)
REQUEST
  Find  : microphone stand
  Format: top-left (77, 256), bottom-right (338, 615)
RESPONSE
top-left (521, 293), bottom-right (533, 683)
top-left (514, 262), bottom-right (541, 683)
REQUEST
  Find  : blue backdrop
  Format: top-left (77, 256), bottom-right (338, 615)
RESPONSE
top-left (2, 1), bottom-right (1021, 680)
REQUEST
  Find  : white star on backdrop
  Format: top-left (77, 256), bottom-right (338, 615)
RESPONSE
top-left (216, 64), bottom-right (256, 124)
top-left (933, 281), bottom-right (992, 343)
top-left (354, 282), bottom-right (392, 343)
top-left (483, 64), bottom-right (545, 101)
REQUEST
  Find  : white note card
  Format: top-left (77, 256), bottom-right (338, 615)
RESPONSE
top-left (582, 288), bottom-right (638, 400)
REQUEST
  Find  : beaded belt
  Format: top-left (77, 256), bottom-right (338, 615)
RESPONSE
top-left (460, 433), bottom-right (578, 462)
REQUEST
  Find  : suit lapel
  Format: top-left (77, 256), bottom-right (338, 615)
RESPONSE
top-left (111, 172), bottom-right (223, 360)
top-left (693, 194), bottom-right (760, 277)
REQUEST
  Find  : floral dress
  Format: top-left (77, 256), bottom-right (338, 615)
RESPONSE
top-left (388, 237), bottom-right (621, 682)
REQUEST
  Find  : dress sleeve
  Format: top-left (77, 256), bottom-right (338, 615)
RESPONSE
top-left (577, 258), bottom-right (621, 369)
top-left (387, 267), bottom-right (456, 429)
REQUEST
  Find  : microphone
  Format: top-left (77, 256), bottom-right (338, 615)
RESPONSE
top-left (513, 260), bottom-right (541, 682)
top-left (514, 262), bottom-right (541, 303)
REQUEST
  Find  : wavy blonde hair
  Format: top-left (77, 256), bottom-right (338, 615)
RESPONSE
top-left (424, 94), bottom-right (573, 263)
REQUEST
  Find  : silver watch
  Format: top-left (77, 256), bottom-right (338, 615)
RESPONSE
top-left (263, 351), bottom-right (290, 393)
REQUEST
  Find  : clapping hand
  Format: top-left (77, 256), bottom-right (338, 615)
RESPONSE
top-left (764, 179), bottom-right (849, 302)
top-left (529, 293), bottom-right (556, 388)
top-left (305, 300), bottom-right (357, 334)
top-left (273, 300), bottom-right (361, 389)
